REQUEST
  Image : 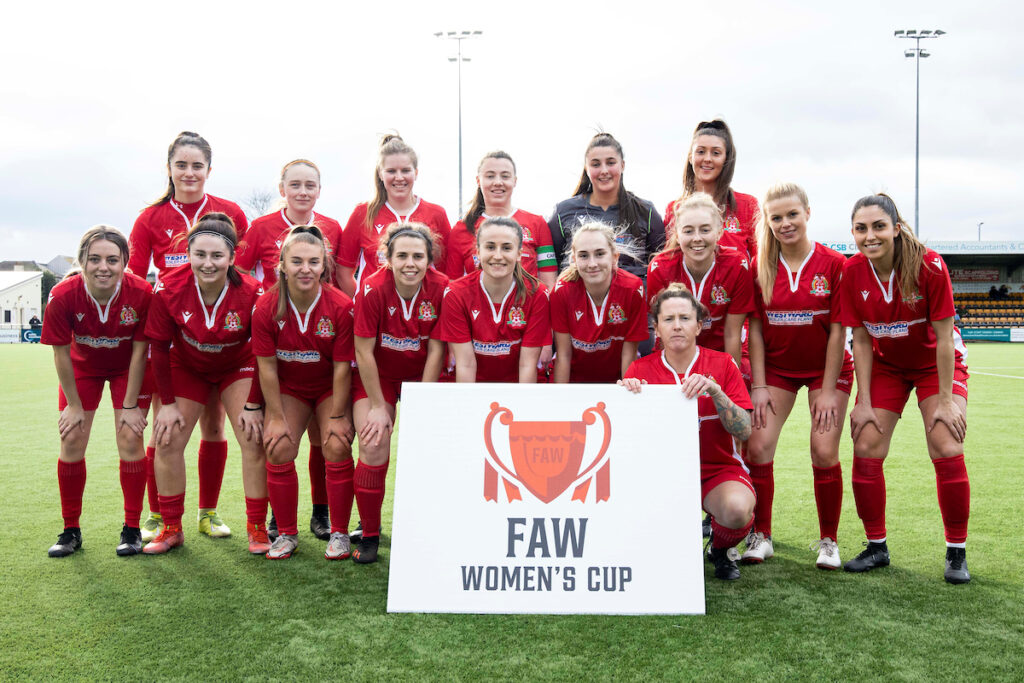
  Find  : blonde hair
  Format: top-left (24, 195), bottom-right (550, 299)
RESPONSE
top-left (662, 192), bottom-right (722, 254)
top-left (365, 133), bottom-right (418, 229)
top-left (851, 193), bottom-right (927, 307)
top-left (757, 183), bottom-right (810, 305)
top-left (476, 216), bottom-right (539, 304)
top-left (273, 225), bottom-right (331, 321)
top-left (558, 221), bottom-right (640, 283)
top-left (275, 159), bottom-right (321, 212)
top-left (76, 225), bottom-right (129, 269)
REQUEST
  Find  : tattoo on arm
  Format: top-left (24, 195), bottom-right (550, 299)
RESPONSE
top-left (711, 390), bottom-right (752, 441)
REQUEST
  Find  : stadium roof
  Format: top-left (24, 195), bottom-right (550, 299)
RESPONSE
top-left (0, 270), bottom-right (43, 294)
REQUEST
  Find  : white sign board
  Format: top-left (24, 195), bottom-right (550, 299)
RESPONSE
top-left (387, 383), bottom-right (704, 615)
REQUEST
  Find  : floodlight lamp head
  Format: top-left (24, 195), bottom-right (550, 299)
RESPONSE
top-left (904, 50), bottom-right (914, 57)
top-left (934, 29), bottom-right (946, 35)
top-left (894, 30), bottom-right (905, 36)
top-left (907, 29), bottom-right (917, 35)
top-left (920, 50), bottom-right (931, 57)
top-left (921, 30), bottom-right (932, 35)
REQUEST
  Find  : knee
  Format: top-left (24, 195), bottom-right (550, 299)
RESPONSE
top-left (198, 413), bottom-right (225, 440)
top-left (745, 436), bottom-right (775, 465)
top-left (355, 439), bottom-right (389, 466)
top-left (930, 442), bottom-right (964, 461)
top-left (60, 430), bottom-right (90, 458)
top-left (719, 495), bottom-right (754, 529)
top-left (115, 428), bottom-right (142, 454)
top-left (321, 438), bottom-right (352, 463)
top-left (853, 437), bottom-right (885, 461)
top-left (810, 442), bottom-right (838, 468)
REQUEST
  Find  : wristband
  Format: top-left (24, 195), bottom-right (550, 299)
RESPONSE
top-left (243, 405), bottom-right (263, 412)
top-left (330, 414), bottom-right (346, 419)
top-left (751, 385), bottom-right (769, 390)
top-left (122, 404), bottom-right (138, 410)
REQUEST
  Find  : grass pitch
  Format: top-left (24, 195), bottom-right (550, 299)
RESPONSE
top-left (1, 343), bottom-right (1022, 681)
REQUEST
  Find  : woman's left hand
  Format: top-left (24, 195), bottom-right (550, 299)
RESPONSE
top-left (928, 396), bottom-right (967, 443)
top-left (680, 373), bottom-right (720, 400)
top-left (617, 378), bottom-right (646, 394)
top-left (810, 388), bottom-right (841, 434)
top-left (117, 407), bottom-right (148, 437)
top-left (325, 414), bottom-right (355, 449)
top-left (237, 407), bottom-right (264, 444)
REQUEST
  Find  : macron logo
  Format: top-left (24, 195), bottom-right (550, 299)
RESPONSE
top-left (165, 229), bottom-right (173, 238)
top-left (364, 284), bottom-right (372, 295)
top-left (278, 320), bottom-right (285, 329)
top-left (76, 313), bottom-right (85, 322)
top-left (472, 309), bottom-right (480, 320)
top-left (932, 257), bottom-right (942, 269)
top-left (183, 312), bottom-right (193, 323)
top-left (575, 311), bottom-right (584, 321)
top-left (861, 291), bottom-right (869, 301)
top-left (388, 306), bottom-right (397, 316)
top-left (275, 240), bottom-right (282, 249)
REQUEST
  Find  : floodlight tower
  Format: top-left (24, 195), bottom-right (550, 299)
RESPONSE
top-left (894, 28), bottom-right (945, 237)
top-left (435, 30), bottom-right (483, 214)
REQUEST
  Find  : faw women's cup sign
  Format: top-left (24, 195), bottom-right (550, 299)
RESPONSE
top-left (388, 384), bottom-right (705, 615)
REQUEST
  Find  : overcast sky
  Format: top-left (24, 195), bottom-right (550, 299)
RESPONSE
top-left (2, 0), bottom-right (1021, 262)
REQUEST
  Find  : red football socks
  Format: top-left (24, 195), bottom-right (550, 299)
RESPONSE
top-left (711, 515), bottom-right (753, 550)
top-left (145, 445), bottom-right (159, 514)
top-left (354, 460), bottom-right (389, 538)
top-left (852, 456), bottom-right (887, 541)
top-left (245, 496), bottom-right (269, 527)
top-left (57, 459), bottom-right (87, 528)
top-left (158, 492), bottom-right (185, 530)
top-left (812, 463), bottom-right (843, 541)
top-left (747, 462), bottom-right (774, 536)
top-left (325, 458), bottom-right (355, 534)
top-left (266, 461), bottom-right (299, 536)
top-left (197, 440), bottom-right (228, 510)
top-left (309, 445), bottom-right (328, 507)
top-left (119, 459), bottom-right (147, 528)
top-left (933, 454), bottom-right (970, 544)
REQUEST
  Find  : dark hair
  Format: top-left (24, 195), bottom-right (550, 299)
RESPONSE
top-left (572, 132), bottom-right (648, 243)
top-left (185, 212), bottom-right (242, 286)
top-left (680, 119), bottom-right (737, 212)
top-left (476, 216), bottom-right (540, 304)
top-left (365, 133), bottom-right (418, 229)
top-left (273, 225), bottom-right (331, 321)
top-left (651, 282), bottom-right (709, 324)
top-left (381, 222), bottom-right (437, 265)
top-left (463, 151), bottom-right (516, 236)
top-left (77, 225), bottom-right (130, 269)
top-left (851, 193), bottom-right (927, 306)
top-left (150, 131), bottom-right (212, 207)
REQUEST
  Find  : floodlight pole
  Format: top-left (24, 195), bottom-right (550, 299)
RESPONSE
top-left (435, 30), bottom-right (482, 215)
top-left (978, 222), bottom-right (983, 241)
top-left (895, 29), bottom-right (945, 237)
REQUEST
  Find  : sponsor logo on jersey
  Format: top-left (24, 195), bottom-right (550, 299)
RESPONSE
top-left (570, 337), bottom-right (614, 353)
top-left (766, 310), bottom-right (815, 326)
top-left (861, 290), bottom-right (870, 301)
top-left (417, 301), bottom-right (437, 321)
top-left (376, 250), bottom-right (387, 266)
top-left (507, 306), bottom-right (526, 328)
top-left (73, 334), bottom-right (130, 349)
top-left (180, 330), bottom-right (240, 353)
top-left (388, 306), bottom-right (397, 316)
top-left (276, 349), bottom-right (321, 363)
top-left (710, 284), bottom-right (730, 306)
top-left (607, 304), bottom-right (626, 325)
top-left (165, 253), bottom-right (188, 267)
top-left (472, 339), bottom-right (517, 356)
top-left (471, 309), bottom-right (480, 320)
top-left (315, 317), bottom-right (335, 338)
top-left (472, 254), bottom-right (480, 269)
top-left (724, 215), bottom-right (741, 233)
top-left (118, 306), bottom-right (138, 326)
top-left (864, 321), bottom-right (911, 339)
top-left (380, 333), bottom-right (421, 352)
top-left (76, 313), bottom-right (85, 322)
top-left (810, 274), bottom-right (830, 296)
top-left (575, 310), bottom-right (584, 321)
top-left (222, 311), bottom-right (243, 332)
top-left (182, 311), bottom-right (193, 323)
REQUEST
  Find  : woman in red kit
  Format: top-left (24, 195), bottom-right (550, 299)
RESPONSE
top-left (619, 284), bottom-right (754, 581)
top-left (252, 226), bottom-right (355, 560)
top-left (743, 183), bottom-right (852, 569)
top-left (337, 134), bottom-right (451, 295)
top-left (42, 226), bottom-right (153, 558)
top-left (664, 119), bottom-right (759, 257)
top-left (550, 221), bottom-right (648, 383)
top-left (129, 131), bottom-right (249, 542)
top-left (439, 217), bottom-right (550, 383)
top-left (840, 194), bottom-right (971, 584)
top-left (236, 158), bottom-right (345, 542)
top-left (351, 223), bottom-right (448, 563)
top-left (646, 193), bottom-right (754, 370)
top-left (445, 151), bottom-right (557, 290)
top-left (142, 213), bottom-right (270, 555)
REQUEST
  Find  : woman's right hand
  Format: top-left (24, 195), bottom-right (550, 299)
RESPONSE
top-left (751, 386), bottom-right (776, 430)
top-left (358, 405), bottom-right (393, 448)
top-left (58, 404), bottom-right (86, 440)
top-left (849, 402), bottom-right (883, 442)
top-left (617, 378), bottom-right (646, 394)
top-left (262, 415), bottom-right (294, 459)
top-left (154, 403), bottom-right (186, 446)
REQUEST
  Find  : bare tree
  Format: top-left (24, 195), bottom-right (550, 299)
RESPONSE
top-left (244, 188), bottom-right (276, 221)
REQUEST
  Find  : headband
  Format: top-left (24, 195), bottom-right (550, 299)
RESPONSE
top-left (187, 229), bottom-right (235, 250)
top-left (386, 227), bottom-right (428, 247)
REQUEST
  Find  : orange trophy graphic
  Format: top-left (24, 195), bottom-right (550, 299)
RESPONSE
top-left (483, 402), bottom-right (612, 503)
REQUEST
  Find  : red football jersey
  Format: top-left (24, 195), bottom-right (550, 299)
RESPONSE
top-left (840, 249), bottom-right (963, 371)
top-left (445, 209), bottom-right (557, 280)
top-left (549, 269), bottom-right (648, 383)
top-left (438, 270), bottom-right (550, 383)
top-left (646, 247), bottom-right (755, 353)
top-left (251, 284), bottom-right (354, 396)
top-left (664, 191), bottom-right (759, 257)
top-left (128, 194), bottom-right (249, 281)
top-left (41, 273), bottom-right (152, 379)
top-left (339, 199), bottom-right (451, 283)
top-left (753, 243), bottom-right (849, 377)
top-left (145, 266), bottom-right (263, 375)
top-left (352, 266), bottom-right (448, 382)
top-left (235, 210), bottom-right (344, 288)
top-left (625, 347), bottom-right (752, 468)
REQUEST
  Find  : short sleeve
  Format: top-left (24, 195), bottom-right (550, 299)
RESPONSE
top-left (625, 282), bottom-right (649, 342)
top-left (521, 285), bottom-right (551, 347)
top-left (548, 285), bottom-right (570, 334)
top-left (127, 213), bottom-right (152, 277)
top-left (353, 283), bottom-right (382, 339)
top-left (144, 292), bottom-right (175, 342)
top-left (40, 286), bottom-right (72, 346)
top-left (333, 301), bottom-right (355, 363)
top-left (727, 263), bottom-right (756, 315)
top-left (923, 254), bottom-right (955, 322)
top-left (338, 205), bottom-right (366, 269)
top-left (719, 355), bottom-right (752, 410)
top-left (838, 262), bottom-right (863, 328)
top-left (438, 287), bottom-right (472, 344)
top-left (250, 300), bottom-right (277, 358)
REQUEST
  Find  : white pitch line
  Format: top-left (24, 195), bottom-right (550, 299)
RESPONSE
top-left (970, 371), bottom-right (1024, 379)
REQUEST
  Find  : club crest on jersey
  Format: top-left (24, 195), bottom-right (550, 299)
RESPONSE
top-left (507, 306), bottom-right (526, 328)
top-left (901, 292), bottom-right (924, 304)
top-left (607, 304), bottom-right (627, 325)
top-left (76, 313), bottom-right (85, 322)
top-left (182, 311), bottom-right (193, 323)
top-left (710, 284), bottom-right (730, 305)
top-left (810, 274), bottom-right (831, 296)
top-left (119, 306), bottom-right (138, 326)
top-left (724, 216), bottom-right (741, 233)
top-left (417, 301), bottom-right (437, 321)
top-left (315, 316), bottom-right (335, 338)
top-left (521, 226), bottom-right (534, 242)
top-left (388, 306), bottom-right (397, 316)
top-left (222, 311), bottom-right (242, 332)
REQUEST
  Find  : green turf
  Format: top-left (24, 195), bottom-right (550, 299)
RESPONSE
top-left (1, 343), bottom-right (1022, 681)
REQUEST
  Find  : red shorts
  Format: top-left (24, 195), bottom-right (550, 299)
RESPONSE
top-left (700, 461), bottom-right (755, 508)
top-left (861, 360), bottom-right (970, 415)
top-left (765, 356), bottom-right (854, 395)
top-left (171, 361), bottom-right (255, 404)
top-left (58, 372), bottom-right (154, 412)
top-left (281, 384), bottom-right (333, 408)
top-left (351, 369), bottom-right (405, 407)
